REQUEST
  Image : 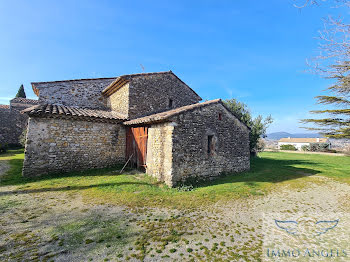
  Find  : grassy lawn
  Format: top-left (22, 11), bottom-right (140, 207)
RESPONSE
top-left (1, 150), bottom-right (350, 261)
top-left (1, 149), bottom-right (350, 209)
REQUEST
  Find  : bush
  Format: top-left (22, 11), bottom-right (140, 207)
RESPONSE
top-left (280, 144), bottom-right (297, 151)
top-left (256, 139), bottom-right (266, 152)
top-left (19, 128), bottom-right (27, 147)
top-left (0, 143), bottom-right (8, 154)
top-left (301, 145), bottom-right (310, 151)
top-left (309, 143), bottom-right (330, 152)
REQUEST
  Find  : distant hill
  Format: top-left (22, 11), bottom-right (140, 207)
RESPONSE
top-left (266, 132), bottom-right (321, 140)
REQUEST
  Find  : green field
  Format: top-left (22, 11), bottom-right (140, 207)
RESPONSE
top-left (1, 149), bottom-right (349, 208)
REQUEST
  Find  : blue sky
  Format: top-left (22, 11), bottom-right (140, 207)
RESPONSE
top-left (0, 0), bottom-right (345, 133)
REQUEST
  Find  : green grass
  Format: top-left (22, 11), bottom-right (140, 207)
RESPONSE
top-left (1, 149), bottom-right (350, 209)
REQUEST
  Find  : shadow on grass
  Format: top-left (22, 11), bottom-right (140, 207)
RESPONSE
top-left (0, 154), bottom-right (133, 186)
top-left (0, 181), bottom-right (150, 196)
top-left (195, 157), bottom-right (320, 188)
top-left (0, 153), bottom-right (321, 195)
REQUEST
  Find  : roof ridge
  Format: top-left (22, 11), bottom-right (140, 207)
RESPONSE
top-left (124, 99), bottom-right (221, 125)
top-left (0, 104), bottom-right (10, 109)
top-left (10, 97), bottom-right (39, 103)
top-left (119, 71), bottom-right (172, 78)
top-left (31, 71), bottom-right (172, 86)
top-left (102, 70), bottom-right (202, 100)
top-left (31, 77), bottom-right (117, 85)
top-left (123, 99), bottom-right (251, 130)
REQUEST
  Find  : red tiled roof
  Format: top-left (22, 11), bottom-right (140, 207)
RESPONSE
top-left (124, 99), bottom-right (251, 129)
top-left (279, 138), bottom-right (328, 143)
top-left (124, 99), bottom-right (222, 125)
top-left (0, 104), bottom-right (10, 109)
top-left (22, 104), bottom-right (127, 121)
top-left (10, 97), bottom-right (39, 104)
top-left (31, 77), bottom-right (116, 86)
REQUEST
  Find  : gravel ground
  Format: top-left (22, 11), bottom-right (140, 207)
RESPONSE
top-left (0, 166), bottom-right (349, 261)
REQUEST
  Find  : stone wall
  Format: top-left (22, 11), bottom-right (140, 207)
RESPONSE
top-left (34, 78), bottom-right (115, 110)
top-left (127, 73), bottom-right (201, 119)
top-left (0, 99), bottom-right (38, 145)
top-left (0, 107), bottom-right (22, 145)
top-left (146, 122), bottom-right (174, 186)
top-left (107, 83), bottom-right (129, 116)
top-left (22, 117), bottom-right (125, 177)
top-left (169, 103), bottom-right (250, 186)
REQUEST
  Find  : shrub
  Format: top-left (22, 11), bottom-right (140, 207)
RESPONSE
top-left (309, 143), bottom-right (330, 152)
top-left (256, 138), bottom-right (266, 152)
top-left (19, 128), bottom-right (27, 147)
top-left (301, 145), bottom-right (310, 151)
top-left (280, 144), bottom-right (297, 151)
top-left (0, 143), bottom-right (8, 154)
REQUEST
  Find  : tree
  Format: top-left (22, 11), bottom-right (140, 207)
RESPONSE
top-left (15, 84), bottom-right (26, 98)
top-left (224, 99), bottom-right (273, 153)
top-left (298, 0), bottom-right (350, 138)
top-left (301, 62), bottom-right (350, 138)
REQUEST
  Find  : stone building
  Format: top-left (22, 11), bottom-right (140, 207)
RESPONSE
top-left (22, 71), bottom-right (250, 187)
top-left (0, 97), bottom-right (38, 146)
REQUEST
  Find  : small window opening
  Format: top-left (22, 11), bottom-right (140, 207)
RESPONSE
top-left (208, 135), bottom-right (214, 154)
top-left (218, 113), bottom-right (222, 120)
top-left (168, 98), bottom-right (173, 108)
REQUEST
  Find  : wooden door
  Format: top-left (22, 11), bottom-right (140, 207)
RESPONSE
top-left (126, 126), bottom-right (148, 168)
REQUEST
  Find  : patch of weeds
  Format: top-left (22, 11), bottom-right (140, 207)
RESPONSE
top-left (177, 184), bottom-right (194, 192)
top-left (187, 248), bottom-right (193, 253)
top-left (85, 239), bottom-right (94, 244)
top-left (0, 245), bottom-right (7, 253)
top-left (50, 217), bottom-right (127, 251)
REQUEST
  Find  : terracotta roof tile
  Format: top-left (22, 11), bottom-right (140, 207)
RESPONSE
top-left (0, 104), bottom-right (10, 109)
top-left (123, 99), bottom-right (222, 125)
top-left (22, 104), bottom-right (127, 122)
top-left (31, 77), bottom-right (116, 86)
top-left (279, 138), bottom-right (328, 143)
top-left (10, 97), bottom-right (39, 104)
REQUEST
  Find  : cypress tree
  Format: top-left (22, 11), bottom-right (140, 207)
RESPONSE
top-left (302, 62), bottom-right (350, 138)
top-left (15, 84), bottom-right (26, 98)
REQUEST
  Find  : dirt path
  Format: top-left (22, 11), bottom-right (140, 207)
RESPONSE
top-left (0, 175), bottom-right (349, 261)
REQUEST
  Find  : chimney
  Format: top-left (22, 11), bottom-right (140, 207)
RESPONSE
top-left (317, 138), bottom-right (320, 142)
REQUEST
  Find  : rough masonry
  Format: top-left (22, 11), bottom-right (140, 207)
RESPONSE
top-left (0, 98), bottom-right (38, 145)
top-left (23, 71), bottom-right (250, 187)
